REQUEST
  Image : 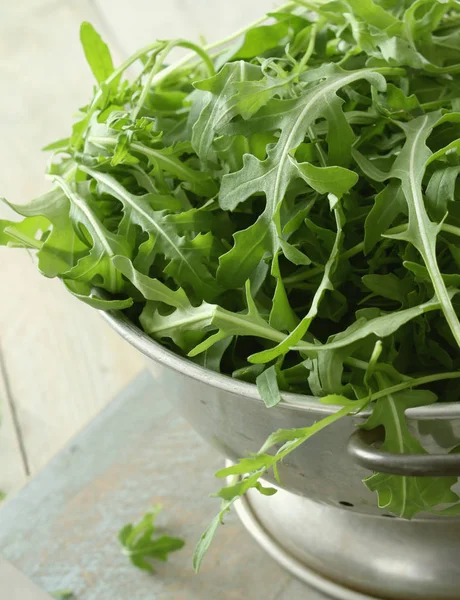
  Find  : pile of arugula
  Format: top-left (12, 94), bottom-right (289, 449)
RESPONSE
top-left (2, 0), bottom-right (460, 570)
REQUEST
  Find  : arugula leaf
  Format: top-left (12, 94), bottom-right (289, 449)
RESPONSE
top-left (2, 189), bottom-right (87, 277)
top-left (87, 135), bottom-right (218, 197)
top-left (63, 280), bottom-right (133, 310)
top-left (292, 295), bottom-right (445, 353)
top-left (81, 167), bottom-right (220, 301)
top-left (192, 62), bottom-right (262, 163)
top-left (80, 22), bottom-right (114, 84)
top-left (193, 505), bottom-right (231, 572)
top-left (354, 114), bottom-right (460, 347)
top-left (194, 395), bottom-right (369, 565)
top-left (362, 273), bottom-right (410, 304)
top-left (256, 365), bottom-right (283, 408)
top-left (345, 0), bottom-right (402, 34)
top-left (249, 201), bottom-right (345, 364)
top-left (216, 19), bottom-right (299, 66)
top-left (363, 377), bottom-right (459, 518)
top-left (112, 255), bottom-right (189, 308)
top-left (42, 137), bottom-right (70, 152)
top-left (119, 505), bottom-right (185, 572)
top-left (364, 182), bottom-right (407, 254)
top-left (54, 176), bottom-right (130, 293)
top-left (217, 65), bottom-right (383, 287)
top-left (3, 3), bottom-right (460, 574)
top-left (0, 215), bottom-right (48, 248)
top-left (142, 281), bottom-right (284, 355)
top-left (426, 165), bottom-right (460, 222)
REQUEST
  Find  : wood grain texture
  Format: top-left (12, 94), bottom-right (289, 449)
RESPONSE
top-left (0, 254), bottom-right (143, 475)
top-left (0, 0), bottom-right (122, 206)
top-left (0, 372), bottom-right (327, 600)
top-left (0, 0), bottom-right (143, 485)
top-left (0, 351), bottom-right (28, 496)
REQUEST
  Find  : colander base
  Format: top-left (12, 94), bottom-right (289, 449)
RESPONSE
top-left (232, 470), bottom-right (460, 600)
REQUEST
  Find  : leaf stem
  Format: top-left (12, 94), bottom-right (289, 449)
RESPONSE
top-left (149, 2), bottom-right (302, 88)
top-left (406, 119), bottom-right (460, 347)
top-left (421, 98), bottom-right (455, 110)
top-left (130, 46), bottom-right (164, 122)
top-left (284, 240), bottom-right (364, 286)
top-left (343, 241), bottom-right (365, 260)
top-left (131, 40), bottom-right (215, 121)
top-left (77, 1), bottom-right (302, 144)
top-left (73, 41), bottom-right (164, 147)
top-left (371, 371), bottom-right (460, 401)
top-left (371, 67), bottom-right (406, 77)
top-left (295, 24), bottom-right (318, 74)
top-left (267, 396), bottom-right (369, 454)
top-left (290, 0), bottom-right (320, 9)
top-left (285, 219), bottom-right (460, 289)
top-left (3, 228), bottom-right (43, 250)
top-left (441, 223), bottom-right (460, 238)
top-left (386, 222), bottom-right (460, 239)
top-left (345, 357), bottom-right (369, 370)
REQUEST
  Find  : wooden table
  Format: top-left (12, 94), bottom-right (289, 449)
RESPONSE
top-left (0, 372), bottom-right (327, 599)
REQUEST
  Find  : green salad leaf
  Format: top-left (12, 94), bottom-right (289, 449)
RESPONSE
top-left (80, 21), bottom-right (114, 84)
top-left (51, 591), bottom-right (74, 600)
top-left (118, 505), bottom-right (185, 572)
top-left (3, 0), bottom-right (460, 571)
top-left (362, 378), bottom-right (459, 519)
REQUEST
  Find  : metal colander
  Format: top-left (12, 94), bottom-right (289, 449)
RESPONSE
top-left (104, 309), bottom-right (460, 600)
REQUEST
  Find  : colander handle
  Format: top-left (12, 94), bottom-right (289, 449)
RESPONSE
top-left (347, 428), bottom-right (460, 477)
top-left (405, 402), bottom-right (460, 421)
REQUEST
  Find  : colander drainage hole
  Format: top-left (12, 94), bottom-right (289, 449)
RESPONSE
top-left (339, 501), bottom-right (354, 507)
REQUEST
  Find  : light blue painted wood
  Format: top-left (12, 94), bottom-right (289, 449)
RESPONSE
top-left (0, 371), bottom-right (327, 599)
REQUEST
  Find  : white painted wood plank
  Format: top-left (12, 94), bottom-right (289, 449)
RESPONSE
top-left (0, 0), bottom-right (122, 206)
top-left (0, 250), bottom-right (143, 475)
top-left (0, 559), bottom-right (51, 600)
top-left (0, 0), bottom-right (59, 24)
top-left (0, 0), bottom-right (143, 478)
top-left (0, 354), bottom-right (27, 497)
top-left (94, 0), bottom-right (283, 56)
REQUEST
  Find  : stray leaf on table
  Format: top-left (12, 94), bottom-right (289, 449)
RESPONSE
top-left (51, 592), bottom-right (74, 599)
top-left (119, 505), bottom-right (185, 573)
